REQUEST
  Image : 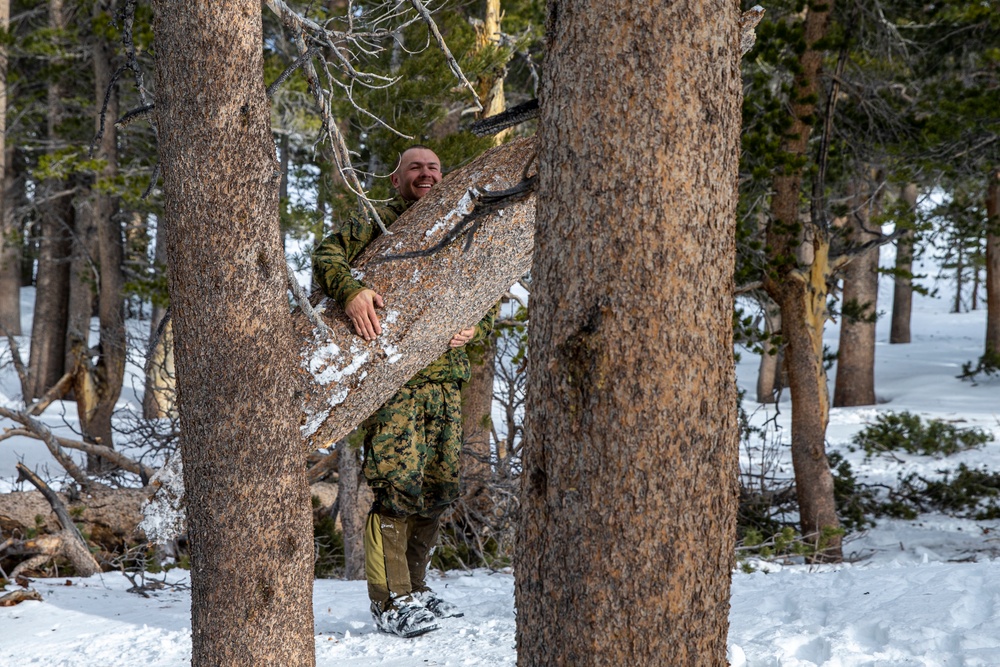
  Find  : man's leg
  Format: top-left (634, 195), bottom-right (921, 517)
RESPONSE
top-left (406, 382), bottom-right (465, 618)
top-left (364, 508), bottom-right (411, 607)
top-left (360, 386), bottom-right (441, 636)
top-left (406, 510), bottom-right (443, 592)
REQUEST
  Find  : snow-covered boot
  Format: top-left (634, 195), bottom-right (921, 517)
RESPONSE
top-left (412, 588), bottom-right (464, 618)
top-left (371, 595), bottom-right (440, 638)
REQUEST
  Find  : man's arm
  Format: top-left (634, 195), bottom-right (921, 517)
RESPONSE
top-left (313, 215), bottom-right (385, 340)
top-left (312, 218), bottom-right (370, 308)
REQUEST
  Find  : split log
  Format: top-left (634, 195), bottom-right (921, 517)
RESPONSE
top-left (295, 136), bottom-right (537, 450)
top-left (0, 589), bottom-right (43, 606)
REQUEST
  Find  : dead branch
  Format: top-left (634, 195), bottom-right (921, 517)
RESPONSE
top-left (830, 227), bottom-right (905, 273)
top-left (0, 324), bottom-right (30, 400)
top-left (0, 408), bottom-right (95, 490)
top-left (15, 463), bottom-right (102, 577)
top-left (287, 264), bottom-right (334, 341)
top-left (27, 371), bottom-right (74, 416)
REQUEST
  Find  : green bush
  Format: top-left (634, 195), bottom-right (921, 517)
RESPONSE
top-left (851, 411), bottom-right (993, 459)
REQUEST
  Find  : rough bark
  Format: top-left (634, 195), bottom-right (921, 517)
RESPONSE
top-left (515, 2), bottom-right (742, 665)
top-left (296, 137), bottom-right (536, 450)
top-left (336, 437), bottom-right (372, 580)
top-left (0, 0), bottom-right (19, 336)
top-left (890, 183), bottom-right (918, 344)
top-left (459, 335), bottom-right (496, 519)
top-left (27, 0), bottom-right (73, 399)
top-left (761, 0), bottom-right (843, 560)
top-left (986, 169), bottom-right (1000, 356)
top-left (833, 179), bottom-right (880, 407)
top-left (152, 1), bottom-right (315, 664)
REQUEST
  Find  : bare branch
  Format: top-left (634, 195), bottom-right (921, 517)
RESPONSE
top-left (409, 0), bottom-right (482, 111)
top-left (27, 371), bottom-right (74, 416)
top-left (0, 324), bottom-right (30, 400)
top-left (0, 408), bottom-right (95, 490)
top-left (287, 264), bottom-right (334, 341)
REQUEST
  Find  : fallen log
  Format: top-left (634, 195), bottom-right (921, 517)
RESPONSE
top-left (0, 481), bottom-right (340, 550)
top-left (295, 136), bottom-right (537, 450)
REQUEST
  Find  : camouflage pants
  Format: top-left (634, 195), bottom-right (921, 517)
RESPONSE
top-left (361, 380), bottom-right (463, 518)
top-left (361, 380), bottom-right (463, 605)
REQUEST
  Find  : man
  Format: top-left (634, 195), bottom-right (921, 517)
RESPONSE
top-left (313, 146), bottom-right (496, 638)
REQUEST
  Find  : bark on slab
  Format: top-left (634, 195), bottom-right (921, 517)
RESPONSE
top-left (296, 136), bottom-right (536, 450)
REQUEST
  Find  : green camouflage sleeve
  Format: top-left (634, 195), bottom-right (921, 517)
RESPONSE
top-left (312, 212), bottom-right (375, 308)
top-left (470, 301), bottom-right (500, 346)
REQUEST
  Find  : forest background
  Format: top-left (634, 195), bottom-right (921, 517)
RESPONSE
top-left (0, 0), bottom-right (997, 664)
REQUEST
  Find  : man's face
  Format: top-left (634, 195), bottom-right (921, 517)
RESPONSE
top-left (391, 148), bottom-right (442, 201)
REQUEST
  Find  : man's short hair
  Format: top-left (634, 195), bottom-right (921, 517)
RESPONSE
top-left (393, 145), bottom-right (436, 174)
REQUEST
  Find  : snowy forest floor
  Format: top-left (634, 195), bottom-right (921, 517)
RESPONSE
top-left (3, 256), bottom-right (1000, 665)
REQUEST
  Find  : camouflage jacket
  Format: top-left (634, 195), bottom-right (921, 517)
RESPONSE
top-left (312, 196), bottom-right (497, 386)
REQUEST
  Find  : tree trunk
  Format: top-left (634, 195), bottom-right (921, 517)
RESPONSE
top-left (76, 1), bottom-right (126, 469)
top-left (890, 183), bottom-right (918, 344)
top-left (756, 297), bottom-right (782, 403)
top-left (986, 168), bottom-right (1000, 355)
top-left (336, 437), bottom-right (372, 580)
top-left (833, 178), bottom-right (880, 407)
top-left (460, 335), bottom-right (496, 520)
top-left (66, 198), bottom-right (97, 367)
top-left (27, 0), bottom-right (73, 400)
top-left (152, 2), bottom-right (315, 664)
top-left (296, 137), bottom-right (536, 451)
top-left (762, 0), bottom-right (842, 560)
top-left (144, 215), bottom-right (175, 419)
top-left (516, 2), bottom-right (742, 664)
top-left (0, 0), bottom-right (19, 336)
top-left (476, 0), bottom-right (510, 143)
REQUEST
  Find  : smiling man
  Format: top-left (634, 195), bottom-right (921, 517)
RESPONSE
top-left (312, 146), bottom-right (497, 638)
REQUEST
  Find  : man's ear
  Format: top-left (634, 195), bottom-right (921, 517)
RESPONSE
top-left (390, 172), bottom-right (400, 190)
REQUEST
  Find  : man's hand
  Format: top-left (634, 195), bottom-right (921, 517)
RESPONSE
top-left (345, 288), bottom-right (384, 341)
top-left (449, 327), bottom-right (476, 348)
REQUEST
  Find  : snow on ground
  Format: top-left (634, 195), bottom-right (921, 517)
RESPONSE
top-left (3, 248), bottom-right (1000, 665)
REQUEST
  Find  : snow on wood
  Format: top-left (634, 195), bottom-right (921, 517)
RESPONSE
top-left (295, 137), bottom-right (536, 451)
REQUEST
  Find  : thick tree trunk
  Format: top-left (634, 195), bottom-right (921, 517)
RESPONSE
top-left (987, 168), bottom-right (1000, 355)
top-left (296, 137), bottom-right (536, 450)
top-left (152, 2), bottom-right (315, 664)
top-left (834, 179), bottom-right (880, 407)
top-left (0, 0), bottom-right (19, 336)
top-left (515, 2), bottom-right (742, 664)
top-left (762, 0), bottom-right (842, 560)
top-left (890, 183), bottom-right (918, 344)
top-left (756, 298), bottom-right (782, 403)
top-left (27, 0), bottom-right (73, 399)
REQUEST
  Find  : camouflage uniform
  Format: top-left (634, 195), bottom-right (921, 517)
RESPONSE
top-left (313, 196), bottom-right (496, 607)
